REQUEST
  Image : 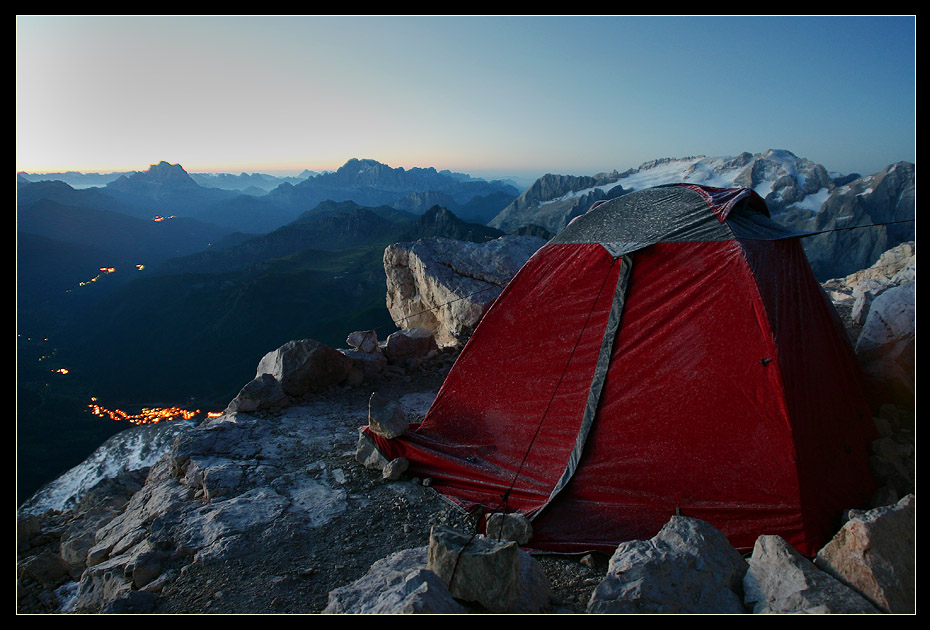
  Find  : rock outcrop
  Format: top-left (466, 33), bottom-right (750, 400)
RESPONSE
top-left (489, 172), bottom-right (624, 234)
top-left (427, 526), bottom-right (550, 613)
top-left (384, 235), bottom-right (546, 347)
top-left (254, 339), bottom-right (353, 397)
top-left (586, 516), bottom-right (748, 614)
top-left (485, 152), bottom-right (914, 282)
top-left (822, 241), bottom-right (915, 408)
top-left (791, 161), bottom-right (915, 281)
top-left (322, 547), bottom-right (468, 614)
top-left (814, 494), bottom-right (916, 614)
top-left (855, 282), bottom-right (916, 406)
top-left (743, 535), bottom-right (880, 613)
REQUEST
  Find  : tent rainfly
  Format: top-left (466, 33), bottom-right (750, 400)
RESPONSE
top-left (365, 184), bottom-right (878, 556)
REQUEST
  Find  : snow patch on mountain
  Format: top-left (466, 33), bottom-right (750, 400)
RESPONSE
top-left (19, 420), bottom-right (195, 515)
top-left (617, 155), bottom-right (745, 191)
top-left (794, 186), bottom-right (832, 211)
top-left (603, 150), bottom-right (841, 218)
top-left (538, 180), bottom-right (624, 206)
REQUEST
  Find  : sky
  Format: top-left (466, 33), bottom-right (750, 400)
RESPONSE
top-left (16, 15), bottom-right (916, 182)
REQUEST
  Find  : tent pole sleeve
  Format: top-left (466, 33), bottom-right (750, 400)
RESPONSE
top-left (533, 253), bottom-right (634, 518)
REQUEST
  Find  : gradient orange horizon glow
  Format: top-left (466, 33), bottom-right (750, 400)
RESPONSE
top-left (16, 16), bottom-right (915, 181)
top-left (17, 157), bottom-right (551, 183)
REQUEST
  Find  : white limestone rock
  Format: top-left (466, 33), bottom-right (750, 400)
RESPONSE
top-left (384, 235), bottom-right (545, 347)
top-left (814, 494), bottom-right (915, 613)
top-left (587, 516), bottom-right (748, 614)
top-left (323, 547), bottom-right (467, 614)
top-left (743, 535), bottom-right (879, 613)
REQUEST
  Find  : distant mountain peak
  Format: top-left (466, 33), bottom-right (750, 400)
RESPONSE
top-left (106, 160), bottom-right (200, 194)
top-left (143, 161), bottom-right (197, 183)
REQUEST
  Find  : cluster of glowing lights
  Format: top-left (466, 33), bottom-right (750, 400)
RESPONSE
top-left (51, 368), bottom-right (69, 375)
top-left (71, 263), bottom-right (145, 291)
top-left (152, 215), bottom-right (176, 222)
top-left (75, 267), bottom-right (115, 288)
top-left (87, 400), bottom-right (221, 426)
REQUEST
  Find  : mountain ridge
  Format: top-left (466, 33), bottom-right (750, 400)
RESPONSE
top-left (488, 149), bottom-right (914, 280)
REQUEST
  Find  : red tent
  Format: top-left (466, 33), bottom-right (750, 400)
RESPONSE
top-left (366, 184), bottom-right (877, 556)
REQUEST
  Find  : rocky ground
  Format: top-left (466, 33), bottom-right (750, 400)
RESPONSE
top-left (18, 350), bottom-right (608, 614)
top-left (17, 324), bottom-right (915, 615)
top-left (150, 361), bottom-right (609, 615)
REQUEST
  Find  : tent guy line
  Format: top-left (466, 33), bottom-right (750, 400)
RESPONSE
top-left (796, 218), bottom-right (914, 238)
top-left (501, 260), bottom-right (619, 511)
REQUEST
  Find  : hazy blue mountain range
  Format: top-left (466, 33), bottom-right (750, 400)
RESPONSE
top-left (391, 189), bottom-right (519, 225)
top-left (101, 161), bottom-right (245, 223)
top-left (34, 199), bottom-right (505, 403)
top-left (16, 180), bottom-right (511, 502)
top-left (18, 158), bottom-right (522, 235)
top-left (155, 202), bottom-right (503, 277)
top-left (17, 168), bottom-right (320, 192)
top-left (17, 197), bottom-right (227, 263)
top-left (17, 193), bottom-right (229, 337)
top-left (250, 158), bottom-right (520, 232)
top-left (17, 179), bottom-right (149, 217)
top-left (17, 170), bottom-right (133, 189)
top-left (188, 169), bottom-right (320, 194)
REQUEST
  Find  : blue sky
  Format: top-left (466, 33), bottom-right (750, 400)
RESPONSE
top-left (16, 15), bottom-right (915, 181)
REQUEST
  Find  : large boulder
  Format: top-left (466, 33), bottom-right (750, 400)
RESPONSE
top-left (341, 349), bottom-right (388, 383)
top-left (346, 329), bottom-right (379, 354)
top-left (821, 241), bottom-right (915, 407)
top-left (384, 235), bottom-right (545, 347)
top-left (587, 516), bottom-right (748, 614)
top-left (225, 373), bottom-right (289, 413)
top-left (484, 512), bottom-right (533, 546)
top-left (382, 328), bottom-right (438, 365)
top-left (367, 392), bottom-right (408, 440)
top-left (254, 339), bottom-right (352, 397)
top-left (855, 281), bottom-right (915, 407)
top-left (426, 526), bottom-right (550, 613)
top-left (355, 428), bottom-right (390, 471)
top-left (743, 535), bottom-right (879, 613)
top-left (323, 547), bottom-right (467, 614)
top-left (822, 241), bottom-right (914, 323)
top-left (814, 494), bottom-right (915, 614)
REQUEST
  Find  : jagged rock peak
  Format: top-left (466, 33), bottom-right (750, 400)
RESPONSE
top-left (108, 160), bottom-right (199, 190)
top-left (633, 155), bottom-right (707, 171)
top-left (141, 161), bottom-right (196, 182)
top-left (337, 158), bottom-right (437, 181)
top-left (519, 173), bottom-right (609, 204)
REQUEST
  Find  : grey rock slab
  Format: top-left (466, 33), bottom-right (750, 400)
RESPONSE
top-left (368, 392), bottom-right (409, 439)
top-left (815, 494), bottom-right (915, 613)
top-left (174, 487), bottom-right (289, 553)
top-left (255, 338), bottom-right (352, 396)
top-left (427, 526), bottom-right (528, 613)
top-left (587, 516), bottom-right (748, 614)
top-left (270, 472), bottom-right (347, 527)
top-left (743, 535), bottom-right (879, 614)
top-left (323, 547), bottom-right (467, 614)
